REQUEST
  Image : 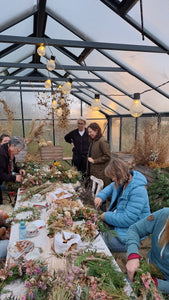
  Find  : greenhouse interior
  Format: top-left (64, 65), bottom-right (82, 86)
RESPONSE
top-left (0, 0), bottom-right (169, 299)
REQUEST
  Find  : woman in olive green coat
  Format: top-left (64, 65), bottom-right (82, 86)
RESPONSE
top-left (87, 122), bottom-right (111, 187)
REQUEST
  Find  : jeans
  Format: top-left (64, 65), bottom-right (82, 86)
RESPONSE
top-left (102, 231), bottom-right (127, 252)
top-left (0, 240), bottom-right (9, 259)
top-left (157, 279), bottom-right (169, 294)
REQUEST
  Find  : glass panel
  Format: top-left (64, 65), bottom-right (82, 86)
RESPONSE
top-left (0, 45), bottom-right (34, 63)
top-left (11, 120), bottom-right (23, 137)
top-left (121, 117), bottom-right (135, 152)
top-left (129, 0), bottom-right (169, 45)
top-left (0, 0), bottom-right (35, 26)
top-left (46, 0), bottom-right (153, 45)
top-left (111, 118), bottom-right (120, 152)
top-left (2, 16), bottom-right (33, 36)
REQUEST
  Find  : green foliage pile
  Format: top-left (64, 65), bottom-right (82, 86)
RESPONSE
top-left (148, 168), bottom-right (169, 212)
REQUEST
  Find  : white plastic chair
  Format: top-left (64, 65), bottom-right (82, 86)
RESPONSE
top-left (90, 175), bottom-right (104, 197)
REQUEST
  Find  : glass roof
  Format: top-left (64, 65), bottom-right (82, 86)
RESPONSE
top-left (0, 0), bottom-right (169, 117)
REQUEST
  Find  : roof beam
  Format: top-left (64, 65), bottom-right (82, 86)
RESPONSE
top-left (33, 0), bottom-right (47, 63)
top-left (101, 0), bottom-right (139, 16)
top-left (0, 61), bottom-right (125, 72)
top-left (0, 74), bottom-right (102, 82)
top-left (0, 35), bottom-right (166, 53)
top-left (119, 0), bottom-right (139, 15)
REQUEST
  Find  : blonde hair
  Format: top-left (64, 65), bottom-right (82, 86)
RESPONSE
top-left (105, 158), bottom-right (130, 187)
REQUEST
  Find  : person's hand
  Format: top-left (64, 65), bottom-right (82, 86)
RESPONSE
top-left (19, 169), bottom-right (25, 176)
top-left (94, 197), bottom-right (102, 209)
top-left (126, 258), bottom-right (140, 282)
top-left (71, 142), bottom-right (74, 147)
top-left (100, 212), bottom-right (105, 221)
top-left (88, 157), bottom-right (94, 164)
top-left (16, 174), bottom-right (23, 183)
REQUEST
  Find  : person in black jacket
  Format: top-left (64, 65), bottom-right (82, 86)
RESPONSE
top-left (0, 136), bottom-right (25, 204)
top-left (64, 117), bottom-right (89, 175)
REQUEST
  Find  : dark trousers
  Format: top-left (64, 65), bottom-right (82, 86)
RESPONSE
top-left (72, 154), bottom-right (87, 175)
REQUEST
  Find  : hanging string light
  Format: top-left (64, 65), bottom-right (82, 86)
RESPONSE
top-left (44, 79), bottom-right (51, 89)
top-left (37, 44), bottom-right (46, 56)
top-left (46, 55), bottom-right (56, 71)
top-left (91, 94), bottom-right (102, 111)
top-left (52, 99), bottom-right (57, 109)
top-left (56, 107), bottom-right (63, 117)
top-left (62, 78), bottom-right (72, 94)
top-left (130, 93), bottom-right (144, 118)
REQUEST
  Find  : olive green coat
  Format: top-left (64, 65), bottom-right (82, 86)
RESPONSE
top-left (87, 136), bottom-right (111, 187)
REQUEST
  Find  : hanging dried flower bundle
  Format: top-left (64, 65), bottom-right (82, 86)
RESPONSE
top-left (36, 90), bottom-right (71, 129)
top-left (0, 98), bottom-right (14, 135)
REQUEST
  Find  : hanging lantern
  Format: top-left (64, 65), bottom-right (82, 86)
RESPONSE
top-left (130, 93), bottom-right (144, 118)
top-left (44, 79), bottom-right (51, 89)
top-left (37, 44), bottom-right (46, 56)
top-left (46, 55), bottom-right (55, 71)
top-left (60, 96), bottom-right (65, 105)
top-left (57, 107), bottom-right (62, 117)
top-left (52, 98), bottom-right (58, 109)
top-left (41, 92), bottom-right (45, 99)
top-left (62, 78), bottom-right (72, 94)
top-left (91, 94), bottom-right (102, 111)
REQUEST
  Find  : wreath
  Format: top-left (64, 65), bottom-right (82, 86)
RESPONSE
top-left (10, 206), bottom-right (41, 223)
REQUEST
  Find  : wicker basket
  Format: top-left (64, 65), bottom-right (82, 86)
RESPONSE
top-left (40, 145), bottom-right (63, 161)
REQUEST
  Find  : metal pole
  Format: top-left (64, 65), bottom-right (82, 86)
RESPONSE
top-left (51, 84), bottom-right (55, 146)
top-left (135, 117), bottom-right (138, 140)
top-left (80, 100), bottom-right (82, 116)
top-left (119, 117), bottom-right (122, 151)
top-left (107, 117), bottom-right (113, 152)
top-left (19, 81), bottom-right (25, 138)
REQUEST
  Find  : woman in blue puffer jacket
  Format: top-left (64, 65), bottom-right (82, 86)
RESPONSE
top-left (94, 158), bottom-right (150, 252)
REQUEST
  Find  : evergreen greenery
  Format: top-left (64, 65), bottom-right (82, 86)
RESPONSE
top-left (147, 169), bottom-right (169, 212)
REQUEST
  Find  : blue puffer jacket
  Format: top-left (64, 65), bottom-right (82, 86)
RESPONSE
top-left (96, 170), bottom-right (150, 243)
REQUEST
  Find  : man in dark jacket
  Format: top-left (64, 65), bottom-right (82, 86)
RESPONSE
top-left (64, 117), bottom-right (89, 175)
top-left (0, 136), bottom-right (25, 204)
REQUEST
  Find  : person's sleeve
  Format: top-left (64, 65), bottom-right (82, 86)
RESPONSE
top-left (104, 186), bottom-right (149, 227)
top-left (0, 157), bottom-right (16, 183)
top-left (64, 131), bottom-right (73, 143)
top-left (126, 210), bottom-right (161, 257)
top-left (93, 139), bottom-right (111, 164)
top-left (96, 183), bottom-right (114, 203)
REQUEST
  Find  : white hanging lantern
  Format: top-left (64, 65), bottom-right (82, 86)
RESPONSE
top-left (130, 93), bottom-right (144, 118)
top-left (91, 94), bottom-right (101, 111)
top-left (52, 99), bottom-right (58, 109)
top-left (57, 107), bottom-right (62, 117)
top-left (37, 44), bottom-right (46, 57)
top-left (62, 78), bottom-right (72, 94)
top-left (60, 96), bottom-right (65, 105)
top-left (44, 79), bottom-right (51, 89)
top-left (46, 55), bottom-right (55, 71)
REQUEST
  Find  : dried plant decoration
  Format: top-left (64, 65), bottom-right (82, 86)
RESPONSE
top-left (26, 119), bottom-right (47, 145)
top-left (36, 90), bottom-right (71, 129)
top-left (0, 98), bottom-right (14, 135)
top-left (131, 119), bottom-right (169, 167)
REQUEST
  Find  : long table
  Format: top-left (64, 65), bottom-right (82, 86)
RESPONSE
top-left (2, 183), bottom-right (133, 299)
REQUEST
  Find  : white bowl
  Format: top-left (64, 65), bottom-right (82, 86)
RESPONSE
top-left (26, 224), bottom-right (39, 238)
